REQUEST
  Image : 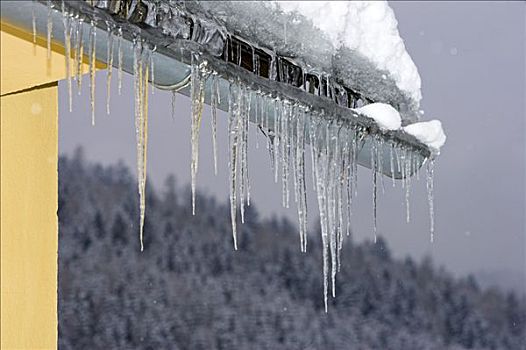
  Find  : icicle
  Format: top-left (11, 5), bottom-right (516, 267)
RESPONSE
top-left (390, 143), bottom-right (396, 187)
top-left (337, 126), bottom-right (349, 266)
top-left (62, 4), bottom-right (73, 113)
top-left (395, 145), bottom-right (402, 173)
top-left (268, 133), bottom-right (276, 177)
top-left (228, 83), bottom-right (239, 250)
top-left (351, 127), bottom-right (361, 197)
top-left (32, 2), bottom-right (37, 49)
top-left (106, 25), bottom-right (114, 115)
top-left (133, 38), bottom-right (150, 251)
top-left (344, 127), bottom-right (353, 237)
top-left (294, 108), bottom-right (308, 252)
top-left (426, 159), bottom-right (435, 242)
top-left (371, 138), bottom-right (378, 243)
top-left (266, 100), bottom-right (275, 173)
top-left (377, 138), bottom-right (385, 195)
top-left (405, 148), bottom-right (413, 223)
top-left (244, 90), bottom-right (251, 207)
top-left (281, 103), bottom-right (290, 208)
top-left (326, 122), bottom-right (337, 298)
top-left (264, 94), bottom-right (270, 131)
top-left (337, 172), bottom-right (344, 272)
top-left (210, 74), bottom-right (219, 175)
top-left (313, 120), bottom-right (329, 312)
top-left (238, 84), bottom-right (251, 215)
top-left (300, 112), bottom-right (308, 252)
top-left (75, 18), bottom-right (84, 94)
top-left (273, 100), bottom-right (281, 183)
top-left (309, 115), bottom-right (319, 191)
top-left (336, 124), bottom-right (345, 275)
top-left (291, 108), bottom-right (298, 206)
top-left (117, 27), bottom-right (123, 95)
top-left (399, 147), bottom-right (406, 189)
top-left (254, 92), bottom-right (259, 149)
top-left (190, 55), bottom-right (208, 216)
top-left (89, 21), bottom-right (96, 125)
top-left (239, 86), bottom-right (247, 223)
top-left (46, 0), bottom-right (52, 61)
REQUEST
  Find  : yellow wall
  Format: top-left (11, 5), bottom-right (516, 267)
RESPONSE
top-left (1, 19), bottom-right (105, 349)
top-left (1, 83), bottom-right (58, 350)
top-left (1, 21), bottom-right (69, 350)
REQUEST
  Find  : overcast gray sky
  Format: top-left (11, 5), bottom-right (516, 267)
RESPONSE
top-left (59, 1), bottom-right (525, 293)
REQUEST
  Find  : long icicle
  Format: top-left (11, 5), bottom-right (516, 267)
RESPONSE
top-left (106, 24), bottom-right (114, 115)
top-left (390, 142), bottom-right (396, 187)
top-left (281, 103), bottom-right (290, 208)
top-left (239, 86), bottom-right (246, 224)
top-left (89, 21), bottom-right (96, 125)
top-left (309, 116), bottom-right (319, 191)
top-left (273, 100), bottom-right (281, 183)
top-left (141, 49), bottom-right (150, 251)
top-left (62, 4), bottom-right (73, 112)
top-left (228, 83), bottom-right (239, 250)
top-left (371, 138), bottom-right (378, 243)
top-left (314, 120), bottom-right (330, 312)
top-left (75, 18), bottom-right (84, 94)
top-left (133, 38), bottom-right (150, 251)
top-left (327, 122), bottom-right (338, 298)
top-left (190, 55), bottom-right (207, 215)
top-left (211, 74), bottom-right (219, 175)
top-left (405, 147), bottom-right (413, 223)
top-left (377, 138), bottom-right (385, 194)
top-left (244, 88), bottom-right (251, 207)
top-left (295, 108), bottom-right (308, 252)
top-left (336, 125), bottom-right (347, 272)
top-left (427, 158), bottom-right (435, 242)
top-left (345, 129), bottom-right (352, 237)
top-left (117, 27), bottom-right (123, 95)
top-left (254, 92), bottom-right (260, 149)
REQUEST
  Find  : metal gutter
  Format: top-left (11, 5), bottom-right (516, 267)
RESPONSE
top-left (0, 0), bottom-right (431, 178)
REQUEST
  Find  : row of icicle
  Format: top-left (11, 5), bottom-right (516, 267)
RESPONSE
top-left (190, 60), bottom-right (436, 311)
top-left (41, 1), bottom-right (151, 250)
top-left (40, 0), bottom-right (436, 311)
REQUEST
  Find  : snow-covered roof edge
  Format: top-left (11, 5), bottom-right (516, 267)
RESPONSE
top-left (274, 1), bottom-right (422, 105)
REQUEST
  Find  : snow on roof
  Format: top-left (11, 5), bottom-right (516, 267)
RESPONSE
top-left (189, 1), bottom-right (429, 124)
top-left (353, 103), bottom-right (402, 131)
top-left (273, 2), bottom-right (447, 153)
top-left (274, 1), bottom-right (422, 106)
top-left (403, 120), bottom-right (446, 154)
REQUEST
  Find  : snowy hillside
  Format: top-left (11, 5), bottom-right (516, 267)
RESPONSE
top-left (58, 154), bottom-right (525, 349)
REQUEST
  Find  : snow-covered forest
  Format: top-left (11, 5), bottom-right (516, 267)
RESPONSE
top-left (58, 149), bottom-right (525, 350)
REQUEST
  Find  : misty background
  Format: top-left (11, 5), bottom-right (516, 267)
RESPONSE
top-left (58, 1), bottom-right (525, 294)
